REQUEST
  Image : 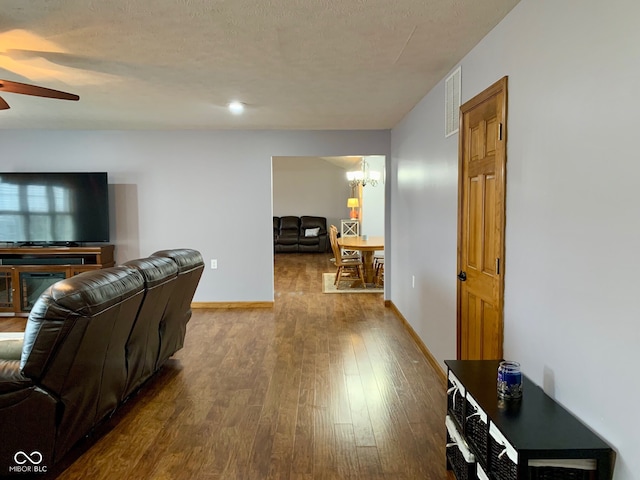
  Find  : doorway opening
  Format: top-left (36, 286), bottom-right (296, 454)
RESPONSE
top-left (271, 155), bottom-right (386, 292)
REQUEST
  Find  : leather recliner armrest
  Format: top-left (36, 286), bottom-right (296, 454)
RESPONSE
top-left (0, 360), bottom-right (33, 395)
top-left (0, 377), bottom-right (57, 469)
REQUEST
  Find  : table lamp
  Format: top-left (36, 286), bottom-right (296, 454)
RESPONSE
top-left (347, 197), bottom-right (359, 219)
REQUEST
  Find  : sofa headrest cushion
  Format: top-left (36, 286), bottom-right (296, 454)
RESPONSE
top-left (41, 266), bottom-right (144, 316)
top-left (151, 249), bottom-right (204, 273)
top-left (300, 216), bottom-right (327, 232)
top-left (124, 256), bottom-right (178, 288)
top-left (21, 266), bottom-right (145, 371)
top-left (279, 216), bottom-right (300, 231)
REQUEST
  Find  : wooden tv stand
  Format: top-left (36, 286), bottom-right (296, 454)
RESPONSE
top-left (0, 244), bottom-right (115, 316)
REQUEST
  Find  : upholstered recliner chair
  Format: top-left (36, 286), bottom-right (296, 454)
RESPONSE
top-left (0, 266), bottom-right (145, 469)
top-left (122, 255), bottom-right (179, 400)
top-left (273, 217), bottom-right (280, 245)
top-left (298, 216), bottom-right (328, 252)
top-left (151, 249), bottom-right (204, 369)
top-left (274, 216), bottom-right (300, 252)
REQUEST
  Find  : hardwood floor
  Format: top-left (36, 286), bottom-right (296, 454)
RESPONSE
top-left (3, 253), bottom-right (450, 479)
top-left (0, 316), bottom-right (27, 331)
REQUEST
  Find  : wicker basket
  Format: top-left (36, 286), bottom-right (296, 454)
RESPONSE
top-left (489, 427), bottom-right (518, 480)
top-left (529, 466), bottom-right (596, 480)
top-left (446, 416), bottom-right (478, 480)
top-left (447, 431), bottom-right (477, 480)
top-left (477, 463), bottom-right (490, 480)
top-left (528, 459), bottom-right (597, 480)
top-left (465, 395), bottom-right (488, 465)
top-left (447, 371), bottom-right (466, 428)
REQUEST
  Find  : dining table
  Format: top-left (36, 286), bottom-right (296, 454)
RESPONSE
top-left (337, 235), bottom-right (384, 284)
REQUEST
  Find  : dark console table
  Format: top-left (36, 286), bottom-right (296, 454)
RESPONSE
top-left (445, 360), bottom-right (615, 480)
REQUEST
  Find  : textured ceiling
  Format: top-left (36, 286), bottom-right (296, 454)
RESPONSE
top-left (0, 0), bottom-right (519, 130)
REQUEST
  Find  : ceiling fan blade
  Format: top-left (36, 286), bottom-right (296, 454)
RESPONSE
top-left (0, 96), bottom-right (9, 110)
top-left (0, 79), bottom-right (79, 101)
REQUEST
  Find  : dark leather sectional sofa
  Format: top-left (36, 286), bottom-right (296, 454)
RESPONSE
top-left (0, 249), bottom-right (204, 474)
top-left (273, 215), bottom-right (329, 253)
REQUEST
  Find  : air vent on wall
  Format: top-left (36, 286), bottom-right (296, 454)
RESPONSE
top-left (445, 66), bottom-right (461, 137)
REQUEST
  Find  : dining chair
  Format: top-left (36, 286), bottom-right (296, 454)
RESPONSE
top-left (329, 226), bottom-right (366, 288)
top-left (374, 257), bottom-right (384, 287)
top-left (329, 225), bottom-right (360, 261)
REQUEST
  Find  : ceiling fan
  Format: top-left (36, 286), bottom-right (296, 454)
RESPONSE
top-left (0, 79), bottom-right (79, 110)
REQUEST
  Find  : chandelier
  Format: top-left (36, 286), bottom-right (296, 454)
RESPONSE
top-left (346, 159), bottom-right (381, 187)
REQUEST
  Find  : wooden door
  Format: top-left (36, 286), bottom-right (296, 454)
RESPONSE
top-left (457, 77), bottom-right (507, 360)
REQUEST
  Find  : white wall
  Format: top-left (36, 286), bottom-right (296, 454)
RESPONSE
top-left (0, 130), bottom-right (389, 302)
top-left (360, 155), bottom-right (385, 237)
top-left (390, 0), bottom-right (639, 477)
top-left (272, 156), bottom-right (351, 229)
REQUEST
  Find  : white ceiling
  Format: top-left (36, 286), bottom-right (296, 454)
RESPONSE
top-left (0, 0), bottom-right (519, 130)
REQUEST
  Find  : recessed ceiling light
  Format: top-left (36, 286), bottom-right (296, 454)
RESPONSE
top-left (228, 101), bottom-right (245, 115)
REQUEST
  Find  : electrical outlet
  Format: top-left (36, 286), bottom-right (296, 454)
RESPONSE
top-left (211, 259), bottom-right (218, 269)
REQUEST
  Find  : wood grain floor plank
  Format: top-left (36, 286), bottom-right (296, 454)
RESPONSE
top-left (312, 404), bottom-right (335, 480)
top-left (0, 316), bottom-right (27, 331)
top-left (334, 423), bottom-right (359, 479)
top-left (344, 373), bottom-right (377, 448)
top-left (291, 336), bottom-right (316, 477)
top-left (356, 445), bottom-right (385, 479)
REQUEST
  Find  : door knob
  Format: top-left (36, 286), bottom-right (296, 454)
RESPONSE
top-left (457, 271), bottom-right (467, 282)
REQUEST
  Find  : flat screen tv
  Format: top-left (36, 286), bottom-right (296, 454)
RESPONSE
top-left (0, 172), bottom-right (110, 245)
